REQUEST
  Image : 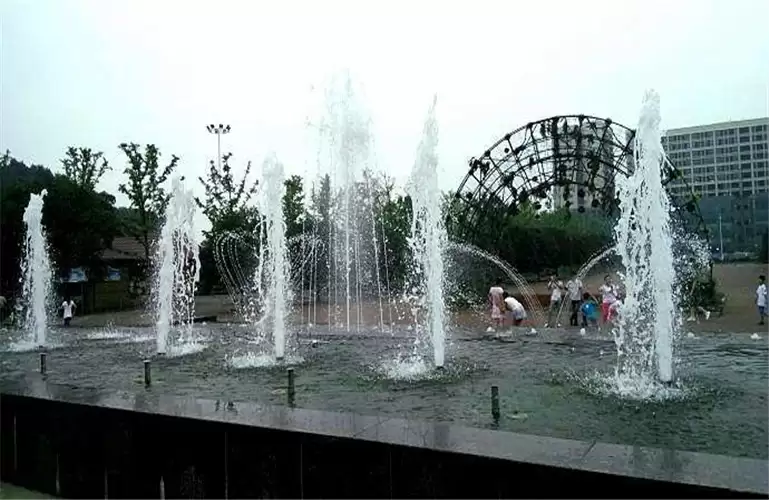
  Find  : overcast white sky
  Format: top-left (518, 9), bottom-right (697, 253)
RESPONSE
top-left (2, 0), bottom-right (768, 232)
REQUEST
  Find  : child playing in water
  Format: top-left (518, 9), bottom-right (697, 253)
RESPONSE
top-left (488, 285), bottom-right (505, 328)
top-left (598, 275), bottom-right (618, 324)
top-left (580, 292), bottom-right (599, 327)
top-left (503, 291), bottom-right (527, 326)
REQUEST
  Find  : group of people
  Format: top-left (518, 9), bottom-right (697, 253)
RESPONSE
top-left (545, 274), bottom-right (623, 328)
top-left (488, 286), bottom-right (527, 328)
top-left (489, 274), bottom-right (623, 329)
top-left (489, 273), bottom-right (768, 329)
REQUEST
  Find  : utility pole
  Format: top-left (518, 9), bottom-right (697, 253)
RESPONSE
top-left (718, 212), bottom-right (724, 261)
top-left (206, 124), bottom-right (231, 170)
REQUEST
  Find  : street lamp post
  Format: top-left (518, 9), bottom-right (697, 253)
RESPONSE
top-left (206, 124), bottom-right (231, 170)
top-left (718, 212), bottom-right (724, 261)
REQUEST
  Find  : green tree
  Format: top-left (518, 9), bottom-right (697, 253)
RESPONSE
top-left (444, 192), bottom-right (612, 276)
top-left (196, 153), bottom-right (259, 236)
top-left (44, 177), bottom-right (119, 280)
top-left (60, 147), bottom-right (110, 189)
top-left (0, 152), bottom-right (118, 296)
top-left (195, 153), bottom-right (260, 294)
top-left (306, 174), bottom-right (332, 299)
top-left (283, 175), bottom-right (305, 241)
top-left (0, 152), bottom-right (54, 296)
top-left (117, 143), bottom-right (179, 265)
top-left (373, 174), bottom-right (412, 291)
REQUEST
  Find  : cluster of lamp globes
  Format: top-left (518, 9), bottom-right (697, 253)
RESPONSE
top-left (206, 124), bottom-right (231, 134)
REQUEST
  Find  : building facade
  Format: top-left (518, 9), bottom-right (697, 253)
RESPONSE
top-left (662, 117), bottom-right (769, 254)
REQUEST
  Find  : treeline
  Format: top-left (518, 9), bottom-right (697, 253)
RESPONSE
top-left (445, 194), bottom-right (614, 277)
top-left (1, 145), bottom-right (617, 305)
top-left (0, 148), bottom-right (416, 303)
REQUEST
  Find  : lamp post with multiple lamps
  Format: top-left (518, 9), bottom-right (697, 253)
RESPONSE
top-left (206, 124), bottom-right (231, 170)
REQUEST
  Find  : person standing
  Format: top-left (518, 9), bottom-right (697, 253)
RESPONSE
top-left (566, 277), bottom-right (584, 326)
top-left (546, 275), bottom-right (564, 327)
top-left (488, 285), bottom-right (505, 329)
top-left (61, 296), bottom-right (76, 327)
top-left (598, 275), bottom-right (618, 324)
top-left (757, 275), bottom-right (767, 326)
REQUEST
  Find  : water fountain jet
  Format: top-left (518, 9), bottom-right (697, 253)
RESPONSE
top-left (258, 154), bottom-right (291, 360)
top-left (17, 190), bottom-right (53, 351)
top-left (406, 96), bottom-right (447, 368)
top-left (611, 89), bottom-right (679, 389)
top-left (154, 178), bottom-right (201, 356)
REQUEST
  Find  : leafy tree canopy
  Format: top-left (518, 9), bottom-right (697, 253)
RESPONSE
top-left (117, 143), bottom-right (179, 263)
top-left (60, 146), bottom-right (111, 190)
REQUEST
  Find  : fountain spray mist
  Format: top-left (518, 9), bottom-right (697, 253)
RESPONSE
top-left (407, 96), bottom-right (447, 367)
top-left (613, 90), bottom-right (678, 385)
top-left (155, 178), bottom-right (201, 355)
top-left (20, 190), bottom-right (53, 349)
top-left (260, 154), bottom-right (290, 359)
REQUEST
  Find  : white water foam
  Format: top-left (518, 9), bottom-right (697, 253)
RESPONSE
top-left (163, 340), bottom-right (207, 358)
top-left (86, 331), bottom-right (131, 340)
top-left (114, 334), bottom-right (156, 345)
top-left (378, 354), bottom-right (432, 381)
top-left (7, 338), bottom-right (64, 352)
top-left (585, 371), bottom-right (689, 402)
top-left (227, 352), bottom-right (304, 369)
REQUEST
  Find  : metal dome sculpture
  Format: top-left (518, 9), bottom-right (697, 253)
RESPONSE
top-left (448, 114), bottom-right (707, 242)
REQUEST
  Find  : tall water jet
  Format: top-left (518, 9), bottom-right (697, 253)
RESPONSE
top-left (20, 190), bottom-right (53, 349)
top-left (406, 96), bottom-right (447, 368)
top-left (612, 90), bottom-right (678, 386)
top-left (258, 154), bottom-right (291, 360)
top-left (301, 72), bottom-right (394, 332)
top-left (154, 178), bottom-right (201, 355)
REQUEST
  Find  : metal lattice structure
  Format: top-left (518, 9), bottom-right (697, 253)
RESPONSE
top-left (449, 115), bottom-right (707, 241)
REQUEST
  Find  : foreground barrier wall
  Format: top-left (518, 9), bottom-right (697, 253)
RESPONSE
top-left (0, 381), bottom-right (766, 499)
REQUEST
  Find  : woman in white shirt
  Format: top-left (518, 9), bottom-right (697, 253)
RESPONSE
top-left (757, 275), bottom-right (767, 326)
top-left (61, 297), bottom-right (76, 327)
top-left (546, 275), bottom-right (564, 327)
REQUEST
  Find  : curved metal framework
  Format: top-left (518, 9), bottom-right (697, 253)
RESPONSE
top-left (450, 114), bottom-right (707, 241)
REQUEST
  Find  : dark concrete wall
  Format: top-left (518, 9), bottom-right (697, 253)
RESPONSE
top-left (0, 392), bottom-right (763, 499)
